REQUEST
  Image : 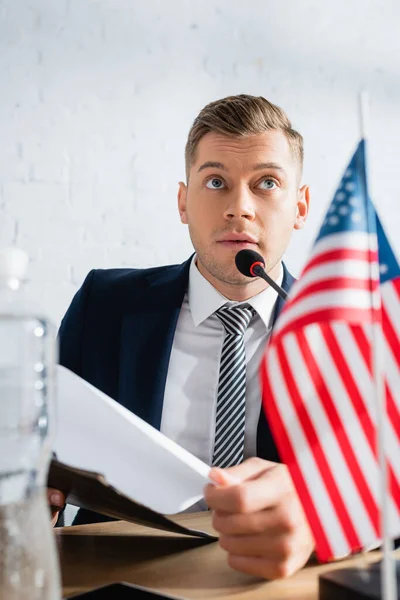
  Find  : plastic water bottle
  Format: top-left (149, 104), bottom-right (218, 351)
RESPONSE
top-left (0, 248), bottom-right (61, 599)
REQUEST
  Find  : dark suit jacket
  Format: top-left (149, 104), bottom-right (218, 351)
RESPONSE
top-left (58, 256), bottom-right (295, 524)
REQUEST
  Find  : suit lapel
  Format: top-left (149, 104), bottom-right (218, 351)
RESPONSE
top-left (119, 259), bottom-right (191, 430)
top-left (273, 265), bottom-right (295, 321)
top-left (256, 263), bottom-right (295, 461)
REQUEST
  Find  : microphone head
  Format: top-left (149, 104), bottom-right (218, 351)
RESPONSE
top-left (235, 249), bottom-right (265, 278)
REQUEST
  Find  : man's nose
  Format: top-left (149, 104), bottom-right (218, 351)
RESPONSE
top-left (223, 188), bottom-right (256, 221)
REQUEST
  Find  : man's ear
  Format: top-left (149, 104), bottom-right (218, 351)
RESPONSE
top-left (294, 184), bottom-right (310, 230)
top-left (178, 181), bottom-right (188, 224)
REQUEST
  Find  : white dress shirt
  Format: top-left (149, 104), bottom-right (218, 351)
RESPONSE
top-left (160, 257), bottom-right (283, 472)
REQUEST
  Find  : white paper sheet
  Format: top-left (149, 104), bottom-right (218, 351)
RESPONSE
top-left (54, 365), bottom-right (211, 514)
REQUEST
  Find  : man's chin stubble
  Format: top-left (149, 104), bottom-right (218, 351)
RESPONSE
top-left (203, 263), bottom-right (260, 287)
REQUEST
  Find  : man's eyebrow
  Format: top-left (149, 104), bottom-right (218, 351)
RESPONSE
top-left (197, 161), bottom-right (227, 173)
top-left (253, 162), bottom-right (285, 171)
top-left (197, 161), bottom-right (286, 173)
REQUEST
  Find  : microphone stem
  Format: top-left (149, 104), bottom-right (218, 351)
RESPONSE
top-left (253, 265), bottom-right (288, 301)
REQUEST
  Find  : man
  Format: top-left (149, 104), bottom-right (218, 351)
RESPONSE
top-left (49, 94), bottom-right (313, 579)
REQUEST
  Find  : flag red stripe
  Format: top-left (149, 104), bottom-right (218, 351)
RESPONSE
top-left (302, 248), bottom-right (378, 277)
top-left (350, 325), bottom-right (372, 372)
top-left (274, 308), bottom-right (375, 342)
top-left (381, 286), bottom-right (400, 438)
top-left (260, 359), bottom-right (334, 561)
top-left (276, 337), bottom-right (361, 550)
top-left (321, 327), bottom-right (377, 457)
top-left (385, 382), bottom-right (400, 513)
top-left (382, 303), bottom-right (400, 371)
top-left (389, 460), bottom-right (400, 513)
top-left (385, 383), bottom-right (400, 445)
top-left (296, 328), bottom-right (378, 539)
top-left (294, 277), bottom-right (377, 305)
top-left (320, 327), bottom-right (380, 533)
top-left (391, 279), bottom-right (400, 303)
top-left (352, 324), bottom-right (400, 447)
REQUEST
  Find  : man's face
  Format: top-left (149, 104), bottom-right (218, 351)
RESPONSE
top-left (178, 130), bottom-right (309, 288)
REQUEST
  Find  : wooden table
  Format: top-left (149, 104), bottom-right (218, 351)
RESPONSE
top-left (57, 512), bottom-right (382, 600)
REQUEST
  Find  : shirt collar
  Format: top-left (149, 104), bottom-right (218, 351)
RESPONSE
top-left (188, 256), bottom-right (283, 329)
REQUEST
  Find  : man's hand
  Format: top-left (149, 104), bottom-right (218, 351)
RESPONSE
top-left (204, 458), bottom-right (314, 580)
top-left (47, 488), bottom-right (66, 527)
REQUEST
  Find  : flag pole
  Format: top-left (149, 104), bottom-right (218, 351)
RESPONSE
top-left (359, 90), bottom-right (397, 600)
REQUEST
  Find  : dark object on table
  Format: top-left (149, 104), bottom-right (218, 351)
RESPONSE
top-left (66, 582), bottom-right (184, 599)
top-left (319, 560), bottom-right (400, 600)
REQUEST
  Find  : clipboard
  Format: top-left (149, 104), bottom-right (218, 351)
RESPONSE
top-left (48, 459), bottom-right (216, 540)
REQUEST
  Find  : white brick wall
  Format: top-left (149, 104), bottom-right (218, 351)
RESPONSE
top-left (1, 0), bottom-right (400, 325)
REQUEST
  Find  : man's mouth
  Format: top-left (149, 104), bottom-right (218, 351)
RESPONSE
top-left (218, 240), bottom-right (258, 248)
top-left (216, 233), bottom-right (258, 248)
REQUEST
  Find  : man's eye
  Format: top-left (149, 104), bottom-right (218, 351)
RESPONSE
top-left (206, 178), bottom-right (226, 189)
top-left (258, 179), bottom-right (277, 190)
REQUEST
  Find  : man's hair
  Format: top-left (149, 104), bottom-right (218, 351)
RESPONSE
top-left (185, 94), bottom-right (303, 179)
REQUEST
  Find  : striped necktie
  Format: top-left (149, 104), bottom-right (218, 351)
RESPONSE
top-left (212, 304), bottom-right (255, 468)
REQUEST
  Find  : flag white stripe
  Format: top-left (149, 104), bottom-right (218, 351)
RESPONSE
top-left (385, 419), bottom-right (400, 498)
top-left (378, 326), bottom-right (400, 528)
top-left (289, 259), bottom-right (372, 300)
top-left (274, 290), bottom-right (373, 337)
top-left (310, 231), bottom-right (376, 261)
top-left (268, 346), bottom-right (349, 557)
top-left (304, 326), bottom-right (380, 501)
top-left (381, 332), bottom-right (400, 499)
top-left (310, 324), bottom-right (400, 528)
top-left (331, 323), bottom-right (377, 424)
top-left (361, 323), bottom-right (372, 343)
top-left (362, 324), bottom-right (400, 482)
top-left (333, 324), bottom-right (400, 520)
top-left (284, 331), bottom-right (378, 544)
top-left (360, 322), bottom-right (400, 474)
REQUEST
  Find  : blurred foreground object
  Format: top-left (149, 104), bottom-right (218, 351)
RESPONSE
top-left (0, 247), bottom-right (61, 599)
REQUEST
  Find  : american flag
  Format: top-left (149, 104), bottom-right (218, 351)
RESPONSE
top-left (260, 141), bottom-right (400, 561)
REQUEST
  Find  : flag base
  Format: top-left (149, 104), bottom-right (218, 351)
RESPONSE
top-left (319, 560), bottom-right (400, 599)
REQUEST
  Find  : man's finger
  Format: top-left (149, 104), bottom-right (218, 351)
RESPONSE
top-left (209, 457), bottom-right (276, 486)
top-left (212, 493), bottom-right (305, 536)
top-left (227, 553), bottom-right (296, 580)
top-left (51, 511), bottom-right (60, 527)
top-left (212, 507), bottom-right (282, 536)
top-left (220, 532), bottom-right (293, 561)
top-left (208, 468), bottom-right (240, 486)
top-left (47, 488), bottom-right (65, 508)
top-left (205, 466), bottom-right (290, 513)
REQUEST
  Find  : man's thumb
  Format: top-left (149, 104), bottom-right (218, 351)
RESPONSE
top-left (208, 467), bottom-right (240, 486)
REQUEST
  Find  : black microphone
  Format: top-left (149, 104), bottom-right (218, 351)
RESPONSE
top-left (235, 249), bottom-right (288, 301)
